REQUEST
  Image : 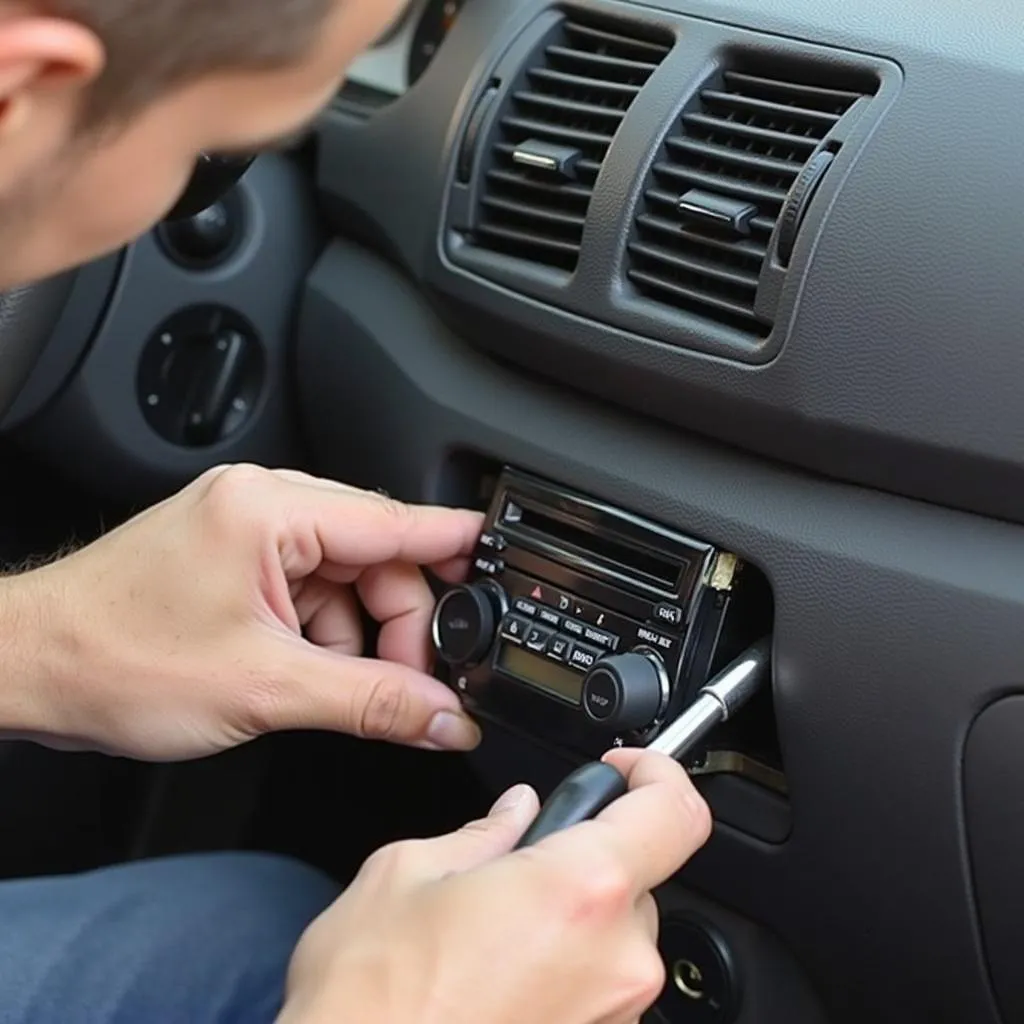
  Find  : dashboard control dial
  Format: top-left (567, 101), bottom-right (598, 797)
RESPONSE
top-left (581, 650), bottom-right (669, 732)
top-left (158, 190), bottom-right (243, 269)
top-left (432, 582), bottom-right (506, 666)
top-left (137, 305), bottom-right (265, 448)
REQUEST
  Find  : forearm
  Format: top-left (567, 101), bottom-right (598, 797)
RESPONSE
top-left (0, 568), bottom-right (70, 739)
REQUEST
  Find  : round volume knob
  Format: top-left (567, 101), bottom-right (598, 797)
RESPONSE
top-left (431, 583), bottom-right (504, 667)
top-left (582, 651), bottom-right (668, 732)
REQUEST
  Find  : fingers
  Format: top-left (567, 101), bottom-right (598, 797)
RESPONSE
top-left (637, 892), bottom-right (659, 943)
top-left (292, 577), bottom-right (364, 656)
top-left (265, 469), bottom-right (363, 495)
top-left (411, 784), bottom-right (541, 878)
top-left (356, 562), bottom-right (436, 673)
top-left (197, 465), bottom-right (483, 577)
top-left (317, 495), bottom-right (483, 571)
top-left (429, 555), bottom-right (474, 585)
top-left (273, 478), bottom-right (483, 576)
top-left (250, 638), bottom-right (481, 751)
top-left (588, 750), bottom-right (712, 895)
top-left (359, 785), bottom-right (539, 896)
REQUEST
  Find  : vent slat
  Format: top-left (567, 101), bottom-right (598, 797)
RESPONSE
top-left (628, 62), bottom-right (872, 336)
top-left (563, 20), bottom-right (673, 61)
top-left (469, 14), bottom-right (673, 272)
top-left (486, 168), bottom-right (594, 203)
top-left (750, 214), bottom-right (777, 234)
top-left (682, 112), bottom-right (821, 149)
top-left (653, 162), bottom-right (790, 205)
top-left (722, 71), bottom-right (863, 109)
top-left (627, 269), bottom-right (763, 323)
top-left (500, 116), bottom-right (615, 149)
top-left (635, 213), bottom-right (768, 260)
top-left (512, 91), bottom-right (629, 124)
top-left (475, 224), bottom-right (580, 257)
top-left (481, 195), bottom-right (587, 231)
top-left (665, 136), bottom-right (803, 178)
top-left (701, 89), bottom-right (842, 129)
top-left (629, 242), bottom-right (760, 291)
top-left (545, 45), bottom-right (661, 79)
top-left (526, 66), bottom-right (642, 100)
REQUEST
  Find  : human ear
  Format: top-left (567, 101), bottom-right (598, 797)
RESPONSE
top-left (0, 15), bottom-right (103, 153)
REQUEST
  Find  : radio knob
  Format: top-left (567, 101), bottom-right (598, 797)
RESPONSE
top-left (431, 583), bottom-right (505, 667)
top-left (581, 651), bottom-right (669, 732)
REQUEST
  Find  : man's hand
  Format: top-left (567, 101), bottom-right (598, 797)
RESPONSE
top-left (279, 748), bottom-right (712, 1024)
top-left (1, 464), bottom-right (484, 760)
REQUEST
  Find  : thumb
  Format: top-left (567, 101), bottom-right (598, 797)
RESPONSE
top-left (417, 784), bottom-right (541, 878)
top-left (254, 639), bottom-right (481, 750)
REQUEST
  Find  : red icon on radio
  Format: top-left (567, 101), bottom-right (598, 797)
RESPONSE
top-left (530, 585), bottom-right (543, 600)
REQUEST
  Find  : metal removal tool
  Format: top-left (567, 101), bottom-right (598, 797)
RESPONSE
top-left (515, 637), bottom-right (772, 848)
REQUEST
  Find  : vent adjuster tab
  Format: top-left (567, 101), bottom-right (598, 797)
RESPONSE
top-left (511, 139), bottom-right (582, 180)
top-left (677, 188), bottom-right (758, 236)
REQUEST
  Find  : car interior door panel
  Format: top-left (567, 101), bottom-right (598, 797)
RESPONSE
top-left (2, 0), bottom-right (1024, 1020)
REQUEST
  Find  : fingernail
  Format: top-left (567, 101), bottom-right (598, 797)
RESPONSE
top-left (426, 711), bottom-right (481, 751)
top-left (490, 784), bottom-right (531, 816)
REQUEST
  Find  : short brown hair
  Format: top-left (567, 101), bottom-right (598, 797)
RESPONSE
top-left (43, 0), bottom-right (333, 125)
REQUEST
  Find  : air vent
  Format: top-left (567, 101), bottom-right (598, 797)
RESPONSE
top-left (470, 15), bottom-right (673, 272)
top-left (628, 64), bottom-right (874, 336)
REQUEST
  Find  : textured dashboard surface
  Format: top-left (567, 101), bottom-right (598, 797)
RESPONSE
top-left (298, 240), bottom-right (1020, 1024)
top-left (318, 0), bottom-right (1024, 524)
top-left (299, 2), bottom-right (1024, 1021)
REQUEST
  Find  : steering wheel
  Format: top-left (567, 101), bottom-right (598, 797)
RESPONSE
top-left (0, 274), bottom-right (78, 422)
top-left (0, 152), bottom-right (256, 423)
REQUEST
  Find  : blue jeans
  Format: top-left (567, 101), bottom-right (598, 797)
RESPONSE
top-left (0, 852), bottom-right (340, 1023)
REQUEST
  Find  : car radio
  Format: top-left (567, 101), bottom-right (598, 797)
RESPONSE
top-left (431, 468), bottom-right (749, 760)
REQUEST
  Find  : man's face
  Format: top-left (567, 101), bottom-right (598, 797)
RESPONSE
top-left (0, 0), bottom-right (404, 290)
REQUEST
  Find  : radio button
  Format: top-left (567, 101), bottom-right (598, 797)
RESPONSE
top-left (580, 624), bottom-right (619, 651)
top-left (478, 532), bottom-right (506, 552)
top-left (653, 603), bottom-right (684, 628)
top-left (635, 625), bottom-right (677, 655)
top-left (525, 625), bottom-right (554, 653)
top-left (568, 644), bottom-right (601, 672)
top-left (473, 556), bottom-right (504, 576)
top-left (545, 635), bottom-right (571, 663)
top-left (537, 608), bottom-right (561, 628)
top-left (500, 614), bottom-right (530, 645)
top-left (562, 619), bottom-right (585, 639)
top-left (513, 598), bottom-right (538, 618)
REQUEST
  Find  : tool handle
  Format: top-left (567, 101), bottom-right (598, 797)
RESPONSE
top-left (515, 761), bottom-right (628, 848)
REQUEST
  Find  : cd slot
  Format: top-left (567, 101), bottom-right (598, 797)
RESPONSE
top-left (504, 500), bottom-right (684, 594)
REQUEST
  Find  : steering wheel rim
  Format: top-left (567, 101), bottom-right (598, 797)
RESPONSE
top-left (164, 153), bottom-right (256, 221)
top-left (0, 272), bottom-right (77, 424)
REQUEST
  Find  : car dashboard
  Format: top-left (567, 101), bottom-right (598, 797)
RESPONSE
top-left (6, 0), bottom-right (1024, 1022)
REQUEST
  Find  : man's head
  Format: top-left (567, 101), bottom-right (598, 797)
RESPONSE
top-left (0, 0), bottom-right (404, 288)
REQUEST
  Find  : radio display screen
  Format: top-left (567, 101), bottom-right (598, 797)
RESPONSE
top-left (497, 645), bottom-right (583, 705)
